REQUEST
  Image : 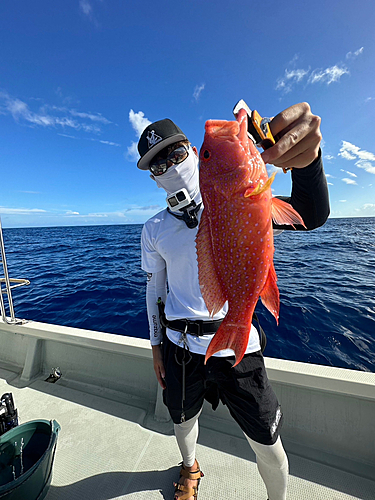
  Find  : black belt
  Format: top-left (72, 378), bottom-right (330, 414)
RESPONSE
top-left (163, 318), bottom-right (223, 337)
top-left (157, 298), bottom-right (266, 352)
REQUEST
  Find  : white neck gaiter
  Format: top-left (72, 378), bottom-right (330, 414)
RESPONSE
top-left (152, 146), bottom-right (202, 208)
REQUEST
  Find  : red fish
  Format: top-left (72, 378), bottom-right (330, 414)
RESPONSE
top-left (196, 109), bottom-right (305, 366)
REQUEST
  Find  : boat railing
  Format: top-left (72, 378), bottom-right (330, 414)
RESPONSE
top-left (0, 217), bottom-right (30, 324)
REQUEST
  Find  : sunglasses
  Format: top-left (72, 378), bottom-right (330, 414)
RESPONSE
top-left (149, 145), bottom-right (189, 176)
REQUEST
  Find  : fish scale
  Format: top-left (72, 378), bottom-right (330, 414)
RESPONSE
top-left (196, 109), bottom-right (305, 365)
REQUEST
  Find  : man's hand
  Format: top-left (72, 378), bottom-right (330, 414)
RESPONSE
top-left (152, 344), bottom-right (166, 389)
top-left (261, 102), bottom-right (322, 170)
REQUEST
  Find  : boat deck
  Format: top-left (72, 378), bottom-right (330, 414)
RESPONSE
top-left (1, 368), bottom-right (374, 500)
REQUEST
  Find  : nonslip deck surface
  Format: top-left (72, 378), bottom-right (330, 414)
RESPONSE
top-left (0, 371), bottom-right (374, 500)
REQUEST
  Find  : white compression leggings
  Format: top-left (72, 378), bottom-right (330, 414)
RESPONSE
top-left (174, 412), bottom-right (289, 500)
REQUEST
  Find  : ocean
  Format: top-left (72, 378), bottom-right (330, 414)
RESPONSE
top-left (2, 217), bottom-right (375, 372)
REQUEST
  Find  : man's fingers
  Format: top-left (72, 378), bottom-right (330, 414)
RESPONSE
top-left (262, 111), bottom-right (321, 168)
top-left (263, 130), bottom-right (320, 168)
top-left (269, 102), bottom-right (311, 138)
top-left (154, 363), bottom-right (166, 389)
top-left (158, 377), bottom-right (166, 390)
top-left (156, 370), bottom-right (166, 389)
top-left (273, 148), bottom-right (318, 170)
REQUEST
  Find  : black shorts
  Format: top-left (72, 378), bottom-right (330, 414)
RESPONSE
top-left (162, 336), bottom-right (283, 446)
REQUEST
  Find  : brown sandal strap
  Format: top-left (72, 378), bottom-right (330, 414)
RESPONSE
top-left (174, 462), bottom-right (204, 499)
top-left (174, 483), bottom-right (198, 500)
top-left (179, 468), bottom-right (203, 480)
top-left (179, 461), bottom-right (204, 481)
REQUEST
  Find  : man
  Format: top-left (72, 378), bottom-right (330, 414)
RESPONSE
top-left (138, 103), bottom-right (329, 500)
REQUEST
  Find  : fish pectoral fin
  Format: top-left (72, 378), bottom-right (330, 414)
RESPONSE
top-left (271, 197), bottom-right (306, 228)
top-left (195, 207), bottom-right (227, 316)
top-left (260, 262), bottom-right (280, 324)
top-left (244, 172), bottom-right (277, 198)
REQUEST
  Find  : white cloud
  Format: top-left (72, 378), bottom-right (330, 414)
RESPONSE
top-left (127, 141), bottom-right (140, 162)
top-left (17, 190), bottom-right (41, 194)
top-left (339, 150), bottom-right (356, 160)
top-left (0, 207), bottom-right (46, 214)
top-left (339, 200), bottom-right (347, 202)
top-left (79, 0), bottom-right (97, 25)
top-left (65, 210), bottom-right (80, 215)
top-left (193, 83), bottom-right (205, 102)
top-left (340, 169), bottom-right (357, 178)
top-left (356, 150), bottom-right (375, 162)
top-left (340, 141), bottom-right (361, 156)
top-left (46, 104), bottom-right (112, 125)
top-left (129, 110), bottom-right (151, 137)
top-left (325, 173), bottom-right (335, 178)
top-left (353, 203), bottom-right (375, 217)
top-left (276, 48), bottom-right (361, 94)
top-left (88, 137), bottom-right (121, 147)
top-left (308, 65), bottom-right (349, 85)
top-left (58, 133), bottom-right (78, 140)
top-left (276, 68), bottom-right (310, 93)
top-left (324, 154), bottom-right (335, 161)
top-left (79, 0), bottom-right (92, 16)
top-left (98, 140), bottom-right (121, 147)
top-left (339, 141), bottom-right (375, 175)
top-left (127, 110), bottom-right (152, 162)
top-left (0, 90), bottom-right (112, 137)
top-left (346, 47), bottom-right (364, 59)
top-left (69, 109), bottom-right (111, 124)
top-left (276, 64), bottom-right (349, 93)
top-left (365, 97), bottom-right (374, 103)
top-left (356, 160), bottom-right (375, 175)
top-left (342, 178), bottom-right (357, 185)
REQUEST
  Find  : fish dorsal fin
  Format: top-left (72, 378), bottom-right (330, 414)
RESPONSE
top-left (260, 261), bottom-right (280, 324)
top-left (196, 207), bottom-right (227, 317)
top-left (271, 197), bottom-right (306, 228)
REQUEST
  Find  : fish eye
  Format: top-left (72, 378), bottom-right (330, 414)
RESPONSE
top-left (203, 150), bottom-right (210, 159)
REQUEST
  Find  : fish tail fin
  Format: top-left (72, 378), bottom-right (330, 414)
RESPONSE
top-left (205, 318), bottom-right (251, 367)
top-left (271, 197), bottom-right (306, 228)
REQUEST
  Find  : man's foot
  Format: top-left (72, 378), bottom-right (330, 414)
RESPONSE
top-left (173, 460), bottom-right (204, 500)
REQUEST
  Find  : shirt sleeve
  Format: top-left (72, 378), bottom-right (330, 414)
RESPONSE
top-left (146, 269), bottom-right (167, 345)
top-left (141, 222), bottom-right (166, 273)
top-left (273, 149), bottom-right (330, 231)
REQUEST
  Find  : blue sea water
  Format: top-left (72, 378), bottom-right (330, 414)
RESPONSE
top-left (2, 218), bottom-right (375, 372)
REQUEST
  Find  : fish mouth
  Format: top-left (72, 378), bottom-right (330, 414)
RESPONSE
top-left (205, 119), bottom-right (240, 141)
top-left (205, 111), bottom-right (248, 144)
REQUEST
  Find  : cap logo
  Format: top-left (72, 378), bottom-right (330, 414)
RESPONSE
top-left (147, 130), bottom-right (162, 149)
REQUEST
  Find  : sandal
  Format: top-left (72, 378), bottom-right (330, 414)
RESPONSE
top-left (173, 461), bottom-right (204, 500)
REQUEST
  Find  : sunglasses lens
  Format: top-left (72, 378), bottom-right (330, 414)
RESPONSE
top-left (149, 160), bottom-right (168, 176)
top-left (149, 145), bottom-right (189, 176)
top-left (168, 146), bottom-right (188, 164)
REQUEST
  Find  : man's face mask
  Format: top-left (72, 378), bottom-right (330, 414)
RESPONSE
top-left (151, 146), bottom-right (200, 202)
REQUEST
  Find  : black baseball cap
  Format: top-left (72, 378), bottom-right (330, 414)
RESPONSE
top-left (137, 119), bottom-right (188, 170)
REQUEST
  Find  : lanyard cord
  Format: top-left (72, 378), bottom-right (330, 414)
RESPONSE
top-left (167, 203), bottom-right (202, 229)
top-left (175, 324), bottom-right (192, 422)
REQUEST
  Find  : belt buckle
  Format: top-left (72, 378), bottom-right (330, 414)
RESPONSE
top-left (184, 319), bottom-right (202, 336)
top-left (193, 319), bottom-right (204, 336)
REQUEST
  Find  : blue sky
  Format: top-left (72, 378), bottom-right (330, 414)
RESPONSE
top-left (1, 0), bottom-right (374, 228)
